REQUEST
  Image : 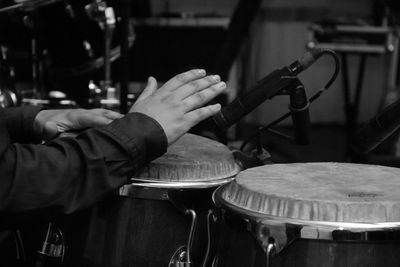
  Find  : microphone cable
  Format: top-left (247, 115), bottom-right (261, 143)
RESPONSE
top-left (240, 49), bottom-right (340, 152)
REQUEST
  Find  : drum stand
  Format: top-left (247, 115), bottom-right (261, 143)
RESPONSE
top-left (86, 0), bottom-right (119, 109)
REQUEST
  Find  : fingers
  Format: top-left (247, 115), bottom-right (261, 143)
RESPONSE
top-left (162, 69), bottom-right (206, 92)
top-left (87, 109), bottom-right (123, 120)
top-left (174, 74), bottom-right (221, 100)
top-left (92, 115), bottom-right (114, 126)
top-left (136, 76), bottom-right (158, 102)
top-left (69, 109), bottom-right (121, 130)
top-left (185, 104), bottom-right (221, 127)
top-left (100, 109), bottom-right (124, 120)
top-left (181, 81), bottom-right (226, 112)
top-left (42, 121), bottom-right (60, 140)
top-left (81, 114), bottom-right (114, 128)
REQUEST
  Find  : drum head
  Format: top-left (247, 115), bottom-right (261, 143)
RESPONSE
top-left (131, 133), bottom-right (240, 183)
top-left (217, 162), bottom-right (400, 223)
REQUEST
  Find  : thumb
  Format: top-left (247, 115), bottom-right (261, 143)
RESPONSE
top-left (136, 76), bottom-right (158, 102)
top-left (42, 121), bottom-right (60, 140)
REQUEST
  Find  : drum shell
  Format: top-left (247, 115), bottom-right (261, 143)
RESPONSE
top-left (62, 187), bottom-right (217, 267)
top-left (60, 133), bottom-right (239, 267)
top-left (213, 208), bottom-right (400, 267)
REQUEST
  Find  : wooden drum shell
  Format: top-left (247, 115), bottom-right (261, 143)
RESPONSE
top-left (213, 162), bottom-right (400, 267)
top-left (62, 134), bottom-right (240, 267)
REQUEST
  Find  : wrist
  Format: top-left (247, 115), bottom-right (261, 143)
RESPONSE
top-left (33, 110), bottom-right (45, 139)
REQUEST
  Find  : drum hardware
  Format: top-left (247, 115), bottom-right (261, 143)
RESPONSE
top-left (35, 222), bottom-right (66, 266)
top-left (199, 210), bottom-right (214, 267)
top-left (0, 46), bottom-right (18, 107)
top-left (265, 243), bottom-right (276, 267)
top-left (168, 209), bottom-right (196, 267)
top-left (13, 230), bottom-right (26, 262)
top-left (85, 0), bottom-right (120, 109)
top-left (121, 179), bottom-right (236, 192)
top-left (169, 246), bottom-right (191, 267)
top-left (0, 88), bottom-right (18, 107)
top-left (30, 36), bottom-right (45, 98)
top-left (119, 184), bottom-right (170, 200)
top-left (18, 9), bottom-right (47, 99)
top-left (232, 149), bottom-right (272, 170)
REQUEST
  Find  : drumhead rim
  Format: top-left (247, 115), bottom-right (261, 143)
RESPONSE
top-left (126, 176), bottom-right (236, 189)
top-left (213, 185), bottom-right (400, 231)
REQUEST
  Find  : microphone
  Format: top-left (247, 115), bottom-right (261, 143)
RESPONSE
top-left (351, 98), bottom-right (400, 154)
top-left (289, 81), bottom-right (310, 145)
top-left (212, 48), bottom-right (323, 130)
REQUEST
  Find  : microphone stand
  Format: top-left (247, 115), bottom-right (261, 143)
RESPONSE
top-left (236, 78), bottom-right (310, 169)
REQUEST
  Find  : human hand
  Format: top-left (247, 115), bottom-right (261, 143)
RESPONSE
top-left (34, 108), bottom-right (123, 140)
top-left (130, 69), bottom-right (226, 145)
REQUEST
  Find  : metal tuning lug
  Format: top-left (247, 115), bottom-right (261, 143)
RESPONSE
top-left (169, 246), bottom-right (192, 267)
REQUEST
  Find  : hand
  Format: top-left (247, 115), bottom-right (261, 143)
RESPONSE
top-left (34, 108), bottom-right (123, 140)
top-left (130, 69), bottom-right (226, 145)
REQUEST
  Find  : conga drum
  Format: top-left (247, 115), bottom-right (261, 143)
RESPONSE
top-left (213, 162), bottom-right (400, 267)
top-left (63, 133), bottom-right (241, 267)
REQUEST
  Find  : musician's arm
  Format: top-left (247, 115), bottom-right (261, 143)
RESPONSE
top-left (0, 113), bottom-right (167, 228)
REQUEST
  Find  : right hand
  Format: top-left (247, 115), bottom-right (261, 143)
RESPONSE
top-left (130, 69), bottom-right (226, 145)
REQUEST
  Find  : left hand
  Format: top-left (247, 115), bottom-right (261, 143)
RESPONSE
top-left (34, 108), bottom-right (123, 140)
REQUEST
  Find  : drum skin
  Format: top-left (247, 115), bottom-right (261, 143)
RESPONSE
top-left (62, 134), bottom-right (239, 267)
top-left (214, 162), bottom-right (400, 267)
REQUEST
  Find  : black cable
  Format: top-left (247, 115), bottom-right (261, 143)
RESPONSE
top-left (240, 49), bottom-right (340, 151)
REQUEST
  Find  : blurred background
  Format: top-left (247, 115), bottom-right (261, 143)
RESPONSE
top-left (1, 0), bottom-right (400, 164)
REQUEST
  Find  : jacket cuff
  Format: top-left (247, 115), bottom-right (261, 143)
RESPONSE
top-left (104, 112), bottom-right (168, 163)
top-left (0, 106), bottom-right (43, 143)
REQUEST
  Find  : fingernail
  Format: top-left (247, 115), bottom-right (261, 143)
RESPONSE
top-left (213, 103), bottom-right (221, 110)
top-left (217, 81), bottom-right (226, 89)
top-left (197, 69), bottom-right (206, 75)
top-left (211, 75), bottom-right (221, 82)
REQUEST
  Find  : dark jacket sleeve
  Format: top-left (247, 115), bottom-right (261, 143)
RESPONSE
top-left (0, 106), bottom-right (43, 144)
top-left (0, 111), bottom-right (167, 227)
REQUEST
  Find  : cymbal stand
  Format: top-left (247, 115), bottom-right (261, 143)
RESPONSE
top-left (0, 46), bottom-right (18, 107)
top-left (19, 14), bottom-right (46, 100)
top-left (85, 0), bottom-right (119, 109)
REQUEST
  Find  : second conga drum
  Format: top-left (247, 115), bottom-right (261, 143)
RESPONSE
top-left (63, 133), bottom-right (240, 267)
top-left (213, 162), bottom-right (400, 267)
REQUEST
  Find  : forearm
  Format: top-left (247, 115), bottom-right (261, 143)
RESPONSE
top-left (0, 113), bottom-right (167, 226)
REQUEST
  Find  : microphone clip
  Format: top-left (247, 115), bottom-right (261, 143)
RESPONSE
top-left (273, 78), bottom-right (311, 145)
